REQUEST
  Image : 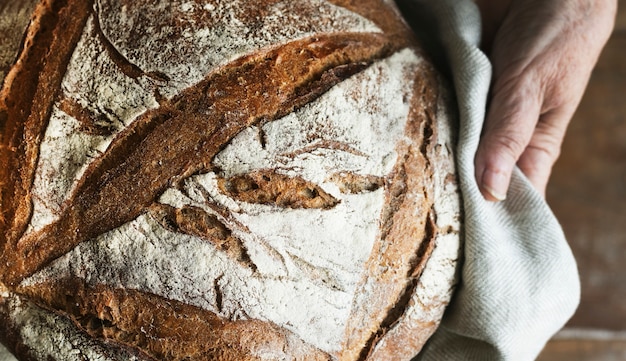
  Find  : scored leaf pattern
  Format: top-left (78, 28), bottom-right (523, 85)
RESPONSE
top-left (2, 29), bottom-right (393, 286)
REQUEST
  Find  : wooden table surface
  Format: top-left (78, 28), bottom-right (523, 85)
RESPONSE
top-left (538, 3), bottom-right (626, 360)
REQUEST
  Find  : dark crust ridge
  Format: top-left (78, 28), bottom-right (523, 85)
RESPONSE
top-left (0, 291), bottom-right (158, 361)
top-left (217, 169), bottom-right (340, 209)
top-left (17, 278), bottom-right (332, 361)
top-left (340, 59), bottom-right (444, 361)
top-left (148, 203), bottom-right (258, 271)
top-left (0, 0), bottom-right (94, 254)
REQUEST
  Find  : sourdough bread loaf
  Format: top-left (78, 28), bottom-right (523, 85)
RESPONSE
top-left (0, 0), bottom-right (462, 360)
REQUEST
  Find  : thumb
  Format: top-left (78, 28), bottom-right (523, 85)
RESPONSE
top-left (475, 75), bottom-right (542, 201)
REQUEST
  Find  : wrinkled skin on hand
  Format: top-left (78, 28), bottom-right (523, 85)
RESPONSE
top-left (474, 0), bottom-right (616, 201)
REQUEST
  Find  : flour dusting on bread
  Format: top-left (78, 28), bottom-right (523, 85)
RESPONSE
top-left (0, 0), bottom-right (461, 359)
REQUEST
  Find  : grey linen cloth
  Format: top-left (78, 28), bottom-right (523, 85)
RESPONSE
top-left (399, 0), bottom-right (581, 360)
top-left (0, 346), bottom-right (14, 361)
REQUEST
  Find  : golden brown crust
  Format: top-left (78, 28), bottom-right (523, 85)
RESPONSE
top-left (0, 290), bottom-right (158, 361)
top-left (217, 170), bottom-right (340, 209)
top-left (17, 278), bottom-right (331, 361)
top-left (0, 0), bottom-right (94, 256)
top-left (365, 71), bottom-right (461, 361)
top-left (339, 61), bottom-right (441, 361)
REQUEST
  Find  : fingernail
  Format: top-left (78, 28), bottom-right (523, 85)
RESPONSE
top-left (482, 169), bottom-right (508, 201)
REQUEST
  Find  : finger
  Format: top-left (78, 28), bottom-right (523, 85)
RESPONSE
top-left (517, 145), bottom-right (554, 196)
top-left (516, 108), bottom-right (571, 195)
top-left (475, 74), bottom-right (542, 201)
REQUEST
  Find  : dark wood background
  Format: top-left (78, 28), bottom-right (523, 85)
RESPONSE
top-left (538, 2), bottom-right (626, 360)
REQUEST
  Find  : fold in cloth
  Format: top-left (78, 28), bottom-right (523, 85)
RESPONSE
top-left (397, 1), bottom-right (581, 360)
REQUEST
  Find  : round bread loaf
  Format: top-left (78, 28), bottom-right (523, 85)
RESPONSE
top-left (0, 0), bottom-right (462, 360)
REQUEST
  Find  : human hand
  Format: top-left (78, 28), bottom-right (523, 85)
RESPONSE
top-left (473, 0), bottom-right (616, 201)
